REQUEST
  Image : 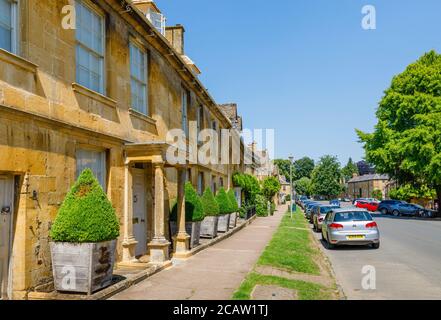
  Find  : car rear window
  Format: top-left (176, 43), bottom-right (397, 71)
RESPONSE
top-left (334, 211), bottom-right (373, 222)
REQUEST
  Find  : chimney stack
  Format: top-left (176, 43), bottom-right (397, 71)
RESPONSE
top-left (165, 24), bottom-right (185, 55)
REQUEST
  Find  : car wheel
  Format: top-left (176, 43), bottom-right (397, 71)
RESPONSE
top-left (372, 242), bottom-right (380, 249)
top-left (327, 232), bottom-right (335, 249)
top-left (392, 210), bottom-right (400, 217)
top-left (381, 208), bottom-right (388, 215)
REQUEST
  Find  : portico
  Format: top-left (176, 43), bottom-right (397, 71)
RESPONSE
top-left (121, 142), bottom-right (191, 265)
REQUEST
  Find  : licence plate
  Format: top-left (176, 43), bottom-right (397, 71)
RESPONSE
top-left (346, 235), bottom-right (365, 240)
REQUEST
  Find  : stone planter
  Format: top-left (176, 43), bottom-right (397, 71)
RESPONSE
top-left (217, 214), bottom-right (230, 233)
top-left (200, 215), bottom-right (218, 238)
top-left (170, 221), bottom-right (202, 249)
top-left (50, 239), bottom-right (117, 295)
top-left (229, 212), bottom-right (238, 229)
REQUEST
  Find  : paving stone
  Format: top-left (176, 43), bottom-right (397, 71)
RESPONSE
top-left (251, 285), bottom-right (298, 300)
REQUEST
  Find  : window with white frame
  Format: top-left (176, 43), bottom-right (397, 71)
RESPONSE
top-left (76, 149), bottom-right (107, 189)
top-left (146, 9), bottom-right (166, 36)
top-left (0, 0), bottom-right (18, 54)
top-left (182, 89), bottom-right (189, 137)
top-left (130, 41), bottom-right (148, 114)
top-left (75, 0), bottom-right (105, 94)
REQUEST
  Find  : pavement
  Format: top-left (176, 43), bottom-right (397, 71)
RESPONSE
top-left (311, 202), bottom-right (441, 299)
top-left (110, 205), bottom-right (287, 300)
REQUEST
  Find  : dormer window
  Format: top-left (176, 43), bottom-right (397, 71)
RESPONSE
top-left (146, 9), bottom-right (165, 35)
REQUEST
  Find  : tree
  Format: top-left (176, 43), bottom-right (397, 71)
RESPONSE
top-left (294, 157), bottom-right (315, 179)
top-left (171, 182), bottom-right (205, 222)
top-left (201, 188), bottom-right (220, 216)
top-left (341, 157), bottom-right (359, 182)
top-left (357, 51), bottom-right (441, 213)
top-left (295, 177), bottom-right (312, 196)
top-left (215, 187), bottom-right (232, 214)
top-left (371, 189), bottom-right (383, 201)
top-left (262, 176), bottom-right (281, 202)
top-left (273, 159), bottom-right (292, 181)
top-left (232, 172), bottom-right (261, 204)
top-left (310, 155), bottom-right (343, 199)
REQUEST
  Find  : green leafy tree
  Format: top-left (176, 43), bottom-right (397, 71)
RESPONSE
top-left (50, 169), bottom-right (120, 243)
top-left (389, 184), bottom-right (436, 202)
top-left (295, 177), bottom-right (312, 196)
top-left (170, 182), bottom-right (205, 222)
top-left (311, 155), bottom-right (343, 199)
top-left (255, 194), bottom-right (269, 217)
top-left (227, 189), bottom-right (239, 212)
top-left (294, 157), bottom-right (315, 179)
top-left (262, 176), bottom-right (281, 202)
top-left (341, 157), bottom-right (359, 182)
top-left (215, 187), bottom-right (232, 214)
top-left (273, 159), bottom-right (292, 181)
top-left (201, 188), bottom-right (220, 216)
top-left (357, 51), bottom-right (441, 213)
top-left (232, 172), bottom-right (261, 204)
top-left (371, 189), bottom-right (383, 201)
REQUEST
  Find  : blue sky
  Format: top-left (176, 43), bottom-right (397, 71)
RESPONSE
top-left (155, 0), bottom-right (441, 165)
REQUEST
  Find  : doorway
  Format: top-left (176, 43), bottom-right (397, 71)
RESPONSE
top-left (0, 175), bottom-right (14, 300)
top-left (132, 169), bottom-right (147, 257)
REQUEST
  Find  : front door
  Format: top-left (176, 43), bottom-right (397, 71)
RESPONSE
top-left (132, 169), bottom-right (147, 257)
top-left (0, 175), bottom-right (13, 300)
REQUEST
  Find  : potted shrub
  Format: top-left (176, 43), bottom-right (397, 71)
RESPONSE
top-left (200, 188), bottom-right (220, 238)
top-left (216, 187), bottom-right (232, 232)
top-left (50, 169), bottom-right (120, 294)
top-left (228, 189), bottom-right (239, 228)
top-left (170, 182), bottom-right (205, 249)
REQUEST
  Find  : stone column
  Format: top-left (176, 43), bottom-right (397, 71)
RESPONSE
top-left (148, 162), bottom-right (170, 263)
top-left (122, 161), bottom-right (138, 262)
top-left (173, 167), bottom-right (191, 258)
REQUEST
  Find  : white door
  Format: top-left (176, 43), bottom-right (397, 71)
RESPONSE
top-left (132, 169), bottom-right (147, 257)
top-left (0, 175), bottom-right (13, 300)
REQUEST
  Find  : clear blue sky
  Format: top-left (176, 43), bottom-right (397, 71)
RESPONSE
top-left (155, 0), bottom-right (441, 165)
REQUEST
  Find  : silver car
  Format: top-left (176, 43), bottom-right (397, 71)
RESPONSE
top-left (321, 208), bottom-right (380, 249)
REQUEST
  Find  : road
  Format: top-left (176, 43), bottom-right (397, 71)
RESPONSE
top-left (311, 202), bottom-right (441, 299)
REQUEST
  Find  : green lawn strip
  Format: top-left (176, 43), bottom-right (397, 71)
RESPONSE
top-left (257, 208), bottom-right (320, 275)
top-left (232, 272), bottom-right (332, 300)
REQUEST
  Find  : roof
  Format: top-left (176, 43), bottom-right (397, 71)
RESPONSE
top-left (348, 174), bottom-right (389, 183)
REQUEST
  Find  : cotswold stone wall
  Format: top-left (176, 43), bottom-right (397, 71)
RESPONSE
top-left (0, 0), bottom-right (231, 298)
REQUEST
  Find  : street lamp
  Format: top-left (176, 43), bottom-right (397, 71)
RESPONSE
top-left (289, 155), bottom-right (294, 218)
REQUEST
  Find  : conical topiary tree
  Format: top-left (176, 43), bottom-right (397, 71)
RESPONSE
top-left (170, 182), bottom-right (205, 222)
top-left (50, 168), bottom-right (120, 243)
top-left (227, 189), bottom-right (239, 212)
top-left (201, 187), bottom-right (219, 216)
top-left (216, 187), bottom-right (232, 215)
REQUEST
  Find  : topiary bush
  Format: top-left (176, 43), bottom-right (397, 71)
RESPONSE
top-left (50, 168), bottom-right (120, 243)
top-left (227, 189), bottom-right (239, 212)
top-left (216, 187), bottom-right (232, 215)
top-left (170, 182), bottom-right (205, 222)
top-left (201, 187), bottom-right (220, 216)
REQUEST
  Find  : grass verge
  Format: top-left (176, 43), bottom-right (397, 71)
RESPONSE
top-left (257, 208), bottom-right (320, 275)
top-left (232, 272), bottom-right (333, 300)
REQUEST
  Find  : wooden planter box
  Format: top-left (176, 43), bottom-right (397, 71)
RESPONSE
top-left (217, 214), bottom-right (230, 232)
top-left (170, 221), bottom-right (202, 249)
top-left (200, 216), bottom-right (218, 238)
top-left (229, 212), bottom-right (238, 228)
top-left (50, 240), bottom-right (116, 295)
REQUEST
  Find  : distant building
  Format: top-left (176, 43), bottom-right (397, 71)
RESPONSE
top-left (357, 161), bottom-right (375, 176)
top-left (347, 174), bottom-right (390, 199)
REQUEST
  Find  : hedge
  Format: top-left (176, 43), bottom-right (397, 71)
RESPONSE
top-left (170, 182), bottom-right (205, 222)
top-left (50, 169), bottom-right (120, 243)
top-left (215, 187), bottom-right (232, 215)
top-left (201, 188), bottom-right (220, 216)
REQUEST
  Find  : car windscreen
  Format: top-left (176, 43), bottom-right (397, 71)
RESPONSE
top-left (320, 206), bottom-right (337, 214)
top-left (334, 211), bottom-right (373, 222)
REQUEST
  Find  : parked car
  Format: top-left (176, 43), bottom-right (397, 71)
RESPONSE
top-left (321, 208), bottom-right (380, 249)
top-left (353, 198), bottom-right (379, 205)
top-left (313, 205), bottom-right (340, 232)
top-left (305, 202), bottom-right (320, 221)
top-left (355, 200), bottom-right (379, 212)
top-left (329, 199), bottom-right (341, 207)
top-left (300, 199), bottom-right (314, 209)
top-left (377, 200), bottom-right (406, 215)
top-left (389, 202), bottom-right (424, 217)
